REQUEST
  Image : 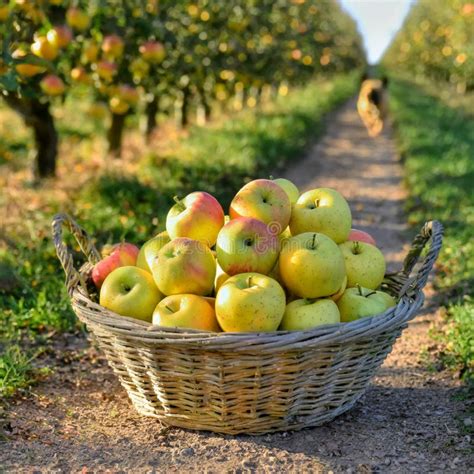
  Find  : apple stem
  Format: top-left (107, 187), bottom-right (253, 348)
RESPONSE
top-left (165, 305), bottom-right (174, 313)
top-left (311, 233), bottom-right (317, 250)
top-left (352, 241), bottom-right (361, 255)
top-left (357, 284), bottom-right (364, 297)
top-left (173, 195), bottom-right (185, 211)
top-left (315, 199), bottom-right (320, 207)
top-left (247, 276), bottom-right (252, 288)
top-left (365, 291), bottom-right (377, 298)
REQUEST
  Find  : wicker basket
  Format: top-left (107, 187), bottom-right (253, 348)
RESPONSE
top-left (52, 214), bottom-right (442, 435)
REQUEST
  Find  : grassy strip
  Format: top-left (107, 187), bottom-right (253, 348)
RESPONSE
top-left (0, 72), bottom-right (359, 397)
top-left (389, 79), bottom-right (474, 382)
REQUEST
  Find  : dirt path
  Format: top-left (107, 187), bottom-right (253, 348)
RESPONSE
top-left (1, 100), bottom-right (471, 473)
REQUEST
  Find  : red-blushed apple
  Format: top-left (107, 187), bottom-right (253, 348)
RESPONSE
top-left (229, 179), bottom-right (291, 234)
top-left (46, 25), bottom-right (73, 49)
top-left (348, 228), bottom-right (377, 246)
top-left (152, 238), bottom-right (216, 296)
top-left (279, 232), bottom-right (346, 298)
top-left (215, 273), bottom-right (286, 332)
top-left (290, 188), bottom-right (352, 243)
top-left (92, 243), bottom-right (139, 289)
top-left (139, 41), bottom-right (166, 63)
top-left (102, 34), bottom-right (124, 58)
top-left (166, 192), bottom-right (225, 247)
top-left (40, 75), bottom-right (66, 96)
top-left (280, 298), bottom-right (340, 331)
top-left (216, 217), bottom-right (279, 276)
top-left (339, 241), bottom-right (386, 290)
top-left (95, 60), bottom-right (118, 82)
top-left (272, 178), bottom-right (300, 205)
top-left (337, 285), bottom-right (388, 322)
top-left (100, 266), bottom-right (162, 322)
top-left (152, 294), bottom-right (220, 331)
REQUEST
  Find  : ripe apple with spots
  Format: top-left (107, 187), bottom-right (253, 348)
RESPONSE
top-left (280, 298), bottom-right (340, 331)
top-left (92, 242), bottom-right (139, 289)
top-left (337, 285), bottom-right (391, 322)
top-left (152, 238), bottom-right (216, 296)
top-left (100, 266), bottom-right (162, 322)
top-left (290, 188), bottom-right (352, 243)
top-left (166, 192), bottom-right (225, 247)
top-left (153, 294), bottom-right (220, 331)
top-left (215, 273), bottom-right (286, 332)
top-left (216, 217), bottom-right (279, 276)
top-left (279, 232), bottom-right (346, 298)
top-left (339, 241), bottom-right (386, 290)
top-left (230, 179), bottom-right (291, 234)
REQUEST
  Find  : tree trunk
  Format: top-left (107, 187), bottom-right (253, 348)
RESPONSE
top-left (181, 87), bottom-right (191, 128)
top-left (31, 103), bottom-right (58, 178)
top-left (3, 94), bottom-right (58, 178)
top-left (145, 95), bottom-right (158, 142)
top-left (108, 113), bottom-right (126, 157)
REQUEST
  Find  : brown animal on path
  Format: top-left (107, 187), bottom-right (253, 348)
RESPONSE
top-left (357, 76), bottom-right (389, 137)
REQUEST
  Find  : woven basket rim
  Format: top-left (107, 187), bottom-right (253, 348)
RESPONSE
top-left (71, 282), bottom-right (424, 350)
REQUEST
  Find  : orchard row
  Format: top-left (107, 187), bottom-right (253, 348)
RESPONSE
top-left (383, 0), bottom-right (472, 92)
top-left (0, 0), bottom-right (365, 177)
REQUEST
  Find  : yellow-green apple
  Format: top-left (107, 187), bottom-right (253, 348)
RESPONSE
top-left (66, 7), bottom-right (90, 31)
top-left (215, 273), bottom-right (286, 332)
top-left (272, 178), bottom-right (299, 205)
top-left (216, 217), bottom-right (279, 276)
top-left (229, 179), bottom-right (291, 234)
top-left (337, 286), bottom-right (388, 322)
top-left (152, 238), bottom-right (215, 296)
top-left (139, 41), bottom-right (166, 63)
top-left (82, 41), bottom-right (99, 63)
top-left (102, 34), bottom-right (124, 58)
top-left (214, 262), bottom-right (230, 293)
top-left (330, 275), bottom-right (347, 302)
top-left (371, 290), bottom-right (396, 309)
top-left (70, 66), bottom-right (89, 83)
top-left (92, 243), bottom-right (139, 289)
top-left (40, 75), bottom-right (66, 96)
top-left (95, 60), bottom-right (118, 82)
top-left (348, 228), bottom-right (377, 246)
top-left (152, 294), bottom-right (220, 331)
top-left (100, 266), bottom-right (162, 322)
top-left (339, 241), bottom-right (386, 290)
top-left (280, 298), bottom-right (340, 331)
top-left (279, 232), bottom-right (346, 298)
top-left (166, 192), bottom-right (225, 247)
top-left (290, 188), bottom-right (352, 243)
top-left (46, 25), bottom-right (73, 49)
top-left (31, 36), bottom-right (58, 61)
top-left (109, 96), bottom-right (129, 115)
top-left (136, 231), bottom-right (171, 273)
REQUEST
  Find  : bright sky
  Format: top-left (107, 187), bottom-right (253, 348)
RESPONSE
top-left (340, 0), bottom-right (415, 64)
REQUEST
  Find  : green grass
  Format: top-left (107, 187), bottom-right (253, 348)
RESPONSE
top-left (389, 79), bottom-right (474, 382)
top-left (0, 72), bottom-right (359, 397)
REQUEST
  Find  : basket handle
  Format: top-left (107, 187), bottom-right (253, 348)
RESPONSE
top-left (399, 220), bottom-right (443, 295)
top-left (52, 213), bottom-right (101, 296)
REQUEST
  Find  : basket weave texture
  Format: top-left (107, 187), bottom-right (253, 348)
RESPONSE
top-left (52, 214), bottom-right (442, 435)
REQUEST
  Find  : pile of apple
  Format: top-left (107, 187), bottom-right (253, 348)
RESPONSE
top-left (92, 178), bottom-right (395, 333)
